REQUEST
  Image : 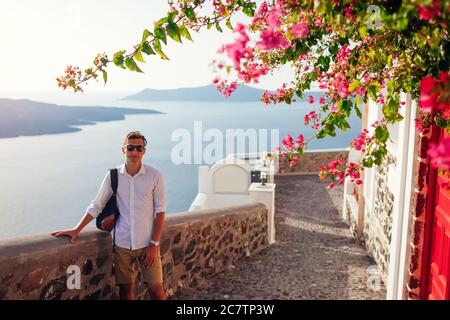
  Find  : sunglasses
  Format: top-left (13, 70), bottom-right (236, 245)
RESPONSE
top-left (124, 144), bottom-right (145, 152)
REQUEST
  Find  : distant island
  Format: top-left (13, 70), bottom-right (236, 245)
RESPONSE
top-left (122, 85), bottom-right (324, 102)
top-left (0, 98), bottom-right (163, 139)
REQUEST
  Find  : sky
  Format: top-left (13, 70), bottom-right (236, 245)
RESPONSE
top-left (0, 0), bottom-right (300, 99)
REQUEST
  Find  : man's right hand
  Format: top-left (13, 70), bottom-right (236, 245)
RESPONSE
top-left (51, 228), bottom-right (79, 243)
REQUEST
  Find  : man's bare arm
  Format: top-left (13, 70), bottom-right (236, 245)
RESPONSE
top-left (151, 212), bottom-right (165, 242)
top-left (51, 212), bottom-right (95, 243)
top-left (143, 212), bottom-right (165, 268)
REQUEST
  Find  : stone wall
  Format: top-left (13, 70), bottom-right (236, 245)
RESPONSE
top-left (0, 230), bottom-right (115, 300)
top-left (0, 203), bottom-right (268, 300)
top-left (406, 127), bottom-right (433, 299)
top-left (277, 149), bottom-right (349, 175)
top-left (362, 155), bottom-right (396, 283)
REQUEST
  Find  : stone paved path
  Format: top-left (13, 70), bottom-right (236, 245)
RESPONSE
top-left (171, 175), bottom-right (386, 300)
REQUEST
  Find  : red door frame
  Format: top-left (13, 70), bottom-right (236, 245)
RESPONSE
top-left (419, 125), bottom-right (448, 299)
top-left (419, 124), bottom-right (439, 299)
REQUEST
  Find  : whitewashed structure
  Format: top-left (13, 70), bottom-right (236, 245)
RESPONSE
top-left (343, 93), bottom-right (422, 299)
top-left (189, 152), bottom-right (278, 244)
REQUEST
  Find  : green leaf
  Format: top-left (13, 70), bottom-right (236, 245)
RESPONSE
top-left (226, 18), bottom-right (233, 30)
top-left (372, 146), bottom-right (387, 165)
top-left (242, 3), bottom-right (256, 17)
top-left (387, 79), bottom-right (394, 94)
top-left (374, 126), bottom-right (389, 143)
top-left (113, 51), bottom-right (126, 69)
top-left (102, 70), bottom-right (107, 85)
top-left (362, 157), bottom-right (373, 168)
top-left (142, 29), bottom-right (151, 42)
top-left (215, 22), bottom-right (223, 33)
top-left (316, 55), bottom-right (330, 72)
top-left (355, 105), bottom-right (362, 119)
top-left (395, 17), bottom-right (409, 32)
top-left (382, 96), bottom-right (404, 123)
top-left (167, 11), bottom-right (176, 22)
top-left (339, 100), bottom-right (352, 117)
top-left (179, 25), bottom-right (193, 41)
top-left (155, 17), bottom-right (168, 27)
top-left (154, 26), bottom-right (167, 45)
top-left (368, 85), bottom-right (377, 101)
top-left (349, 79), bottom-right (361, 92)
top-left (285, 96), bottom-right (291, 105)
top-left (166, 22), bottom-right (182, 43)
top-left (316, 130), bottom-right (326, 139)
top-left (134, 49), bottom-right (146, 63)
top-left (125, 57), bottom-right (143, 73)
top-left (141, 41), bottom-right (156, 55)
top-left (182, 7), bottom-right (197, 22)
top-left (358, 25), bottom-right (367, 39)
top-left (387, 54), bottom-right (393, 67)
top-left (153, 38), bottom-right (169, 60)
top-left (355, 95), bottom-right (360, 108)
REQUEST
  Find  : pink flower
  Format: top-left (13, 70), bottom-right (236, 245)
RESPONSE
top-left (291, 23), bottom-right (309, 39)
top-left (289, 160), bottom-right (297, 167)
top-left (267, 5), bottom-right (282, 28)
top-left (282, 134), bottom-right (294, 151)
top-left (328, 182), bottom-right (335, 189)
top-left (289, 155), bottom-right (298, 167)
top-left (308, 95), bottom-right (314, 104)
top-left (257, 28), bottom-right (290, 50)
top-left (419, 76), bottom-right (439, 112)
top-left (220, 23), bottom-right (250, 71)
top-left (416, 1), bottom-right (441, 20)
top-left (344, 7), bottom-right (356, 21)
top-left (252, 1), bottom-right (268, 25)
top-left (218, 6), bottom-right (226, 15)
top-left (296, 134), bottom-right (305, 149)
top-left (414, 118), bottom-right (425, 133)
top-left (217, 80), bottom-right (238, 98)
top-left (352, 129), bottom-right (372, 152)
top-left (439, 71), bottom-right (449, 83)
top-left (328, 160), bottom-right (339, 170)
top-left (428, 138), bottom-right (450, 170)
top-left (315, 17), bottom-right (323, 27)
top-left (377, 92), bottom-right (385, 105)
top-left (237, 63), bottom-right (268, 84)
top-left (212, 77), bottom-right (219, 84)
top-left (319, 96), bottom-right (325, 105)
top-left (304, 110), bottom-right (319, 129)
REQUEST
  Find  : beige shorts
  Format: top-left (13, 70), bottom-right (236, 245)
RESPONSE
top-left (113, 245), bottom-right (163, 285)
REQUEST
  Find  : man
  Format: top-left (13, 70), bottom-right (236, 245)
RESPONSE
top-left (52, 131), bottom-right (167, 300)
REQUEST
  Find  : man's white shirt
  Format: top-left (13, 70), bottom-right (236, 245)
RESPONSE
top-left (87, 163), bottom-right (166, 250)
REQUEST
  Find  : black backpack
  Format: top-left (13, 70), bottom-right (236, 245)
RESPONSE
top-left (95, 168), bottom-right (120, 251)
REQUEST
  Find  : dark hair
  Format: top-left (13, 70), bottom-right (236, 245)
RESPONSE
top-left (123, 131), bottom-right (147, 146)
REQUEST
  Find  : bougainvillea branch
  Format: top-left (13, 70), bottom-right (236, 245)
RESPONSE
top-left (58, 0), bottom-right (450, 184)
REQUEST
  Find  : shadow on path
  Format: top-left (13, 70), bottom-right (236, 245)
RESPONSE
top-left (171, 174), bottom-right (386, 300)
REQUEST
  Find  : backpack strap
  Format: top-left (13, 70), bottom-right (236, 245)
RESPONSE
top-left (110, 168), bottom-right (119, 253)
top-left (110, 168), bottom-right (118, 195)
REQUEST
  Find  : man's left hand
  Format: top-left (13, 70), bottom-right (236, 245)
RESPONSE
top-left (142, 244), bottom-right (158, 268)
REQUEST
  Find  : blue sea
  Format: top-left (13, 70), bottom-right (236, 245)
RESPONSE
top-left (0, 94), bottom-right (361, 239)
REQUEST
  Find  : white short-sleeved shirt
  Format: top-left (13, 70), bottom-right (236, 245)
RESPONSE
top-left (87, 163), bottom-right (166, 250)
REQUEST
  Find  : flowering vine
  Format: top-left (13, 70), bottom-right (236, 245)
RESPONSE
top-left (58, 0), bottom-right (450, 184)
